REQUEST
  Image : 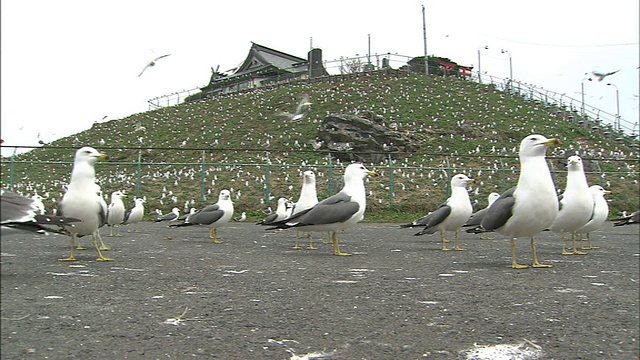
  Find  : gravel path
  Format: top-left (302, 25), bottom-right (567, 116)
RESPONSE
top-left (2, 221), bottom-right (638, 359)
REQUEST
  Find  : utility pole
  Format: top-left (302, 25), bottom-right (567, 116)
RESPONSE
top-left (422, 5), bottom-right (428, 75)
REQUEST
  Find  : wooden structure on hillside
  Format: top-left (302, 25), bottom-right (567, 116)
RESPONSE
top-left (191, 43), bottom-right (328, 100)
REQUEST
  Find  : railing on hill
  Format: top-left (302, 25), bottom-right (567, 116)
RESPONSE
top-left (146, 53), bottom-right (639, 141)
top-left (1, 145), bottom-right (638, 217)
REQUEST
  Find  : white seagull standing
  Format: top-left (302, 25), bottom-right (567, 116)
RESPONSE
top-left (92, 186), bottom-right (111, 251)
top-left (57, 147), bottom-right (110, 261)
top-left (401, 174), bottom-right (475, 251)
top-left (463, 192), bottom-right (501, 239)
top-left (265, 163), bottom-right (378, 256)
top-left (233, 212), bottom-right (247, 222)
top-left (576, 185), bottom-right (611, 250)
top-left (256, 197), bottom-right (289, 225)
top-left (171, 189), bottom-right (234, 243)
top-left (549, 155), bottom-right (594, 255)
top-left (31, 194), bottom-right (47, 215)
top-left (124, 198), bottom-right (146, 232)
top-left (155, 207), bottom-right (180, 223)
top-left (106, 191), bottom-right (126, 236)
top-left (290, 170), bottom-right (320, 250)
top-left (467, 134), bottom-right (561, 269)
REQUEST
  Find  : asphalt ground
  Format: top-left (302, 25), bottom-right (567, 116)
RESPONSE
top-left (1, 221), bottom-right (638, 359)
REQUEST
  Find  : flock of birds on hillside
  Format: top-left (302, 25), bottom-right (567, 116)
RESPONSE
top-left (2, 134), bottom-right (638, 268)
top-left (15, 76), bottom-right (637, 224)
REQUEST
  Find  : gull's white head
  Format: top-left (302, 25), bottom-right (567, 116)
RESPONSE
top-left (519, 134), bottom-right (560, 158)
top-left (451, 174), bottom-right (474, 187)
top-left (74, 146), bottom-right (107, 164)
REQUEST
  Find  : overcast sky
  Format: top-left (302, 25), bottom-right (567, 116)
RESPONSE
top-left (2, 0), bottom-right (638, 157)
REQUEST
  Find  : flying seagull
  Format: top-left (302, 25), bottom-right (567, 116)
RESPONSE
top-left (467, 135), bottom-right (561, 269)
top-left (278, 95), bottom-right (312, 122)
top-left (589, 69), bottom-right (620, 82)
top-left (138, 54), bottom-right (171, 77)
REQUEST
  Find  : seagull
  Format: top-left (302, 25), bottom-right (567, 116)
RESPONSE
top-left (233, 212), bottom-right (247, 222)
top-left (289, 170), bottom-right (320, 250)
top-left (463, 192), bottom-right (501, 239)
top-left (576, 185), bottom-right (611, 250)
top-left (155, 207), bottom-right (180, 223)
top-left (138, 54), bottom-right (171, 77)
top-left (57, 147), bottom-right (111, 261)
top-left (124, 198), bottom-right (145, 232)
top-left (401, 174), bottom-right (475, 251)
top-left (278, 94), bottom-right (312, 122)
top-left (264, 163), bottom-right (378, 256)
top-left (178, 208), bottom-right (197, 221)
top-left (612, 210), bottom-right (639, 226)
top-left (106, 191), bottom-right (126, 236)
top-left (170, 189), bottom-right (234, 243)
top-left (92, 186), bottom-right (111, 251)
top-left (467, 135), bottom-right (561, 269)
top-left (589, 69), bottom-right (620, 82)
top-left (256, 198), bottom-right (289, 225)
top-left (31, 194), bottom-right (47, 215)
top-left (549, 156), bottom-right (594, 255)
top-left (1, 189), bottom-right (80, 236)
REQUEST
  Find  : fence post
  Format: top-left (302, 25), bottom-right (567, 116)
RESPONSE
top-left (136, 148), bottom-right (142, 198)
top-left (387, 153), bottom-right (395, 209)
top-left (264, 161), bottom-right (271, 206)
top-left (499, 159), bottom-right (507, 193)
top-left (327, 154), bottom-right (334, 195)
top-left (445, 157), bottom-right (452, 197)
top-left (7, 148), bottom-right (17, 190)
top-left (200, 150), bottom-right (207, 203)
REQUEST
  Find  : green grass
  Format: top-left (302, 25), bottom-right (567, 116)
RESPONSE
top-left (2, 71), bottom-right (638, 221)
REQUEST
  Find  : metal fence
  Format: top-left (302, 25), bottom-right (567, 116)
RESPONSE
top-left (2, 146), bottom-right (638, 217)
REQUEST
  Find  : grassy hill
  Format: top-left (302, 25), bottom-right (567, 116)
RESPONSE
top-left (2, 71), bottom-right (638, 222)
